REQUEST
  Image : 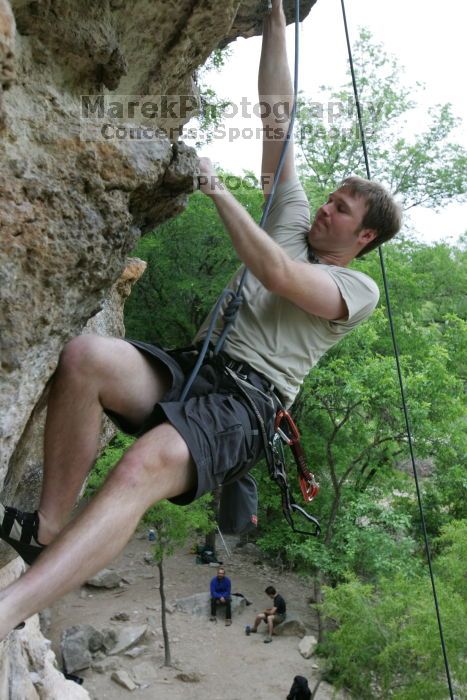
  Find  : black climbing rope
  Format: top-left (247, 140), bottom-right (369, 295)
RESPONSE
top-left (340, 1), bottom-right (455, 696)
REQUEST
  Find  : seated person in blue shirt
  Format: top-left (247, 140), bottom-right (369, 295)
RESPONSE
top-left (210, 567), bottom-right (232, 626)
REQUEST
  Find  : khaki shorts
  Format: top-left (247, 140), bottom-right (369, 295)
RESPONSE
top-left (105, 341), bottom-right (278, 506)
top-left (271, 613), bottom-right (286, 626)
top-left (264, 613), bottom-right (285, 627)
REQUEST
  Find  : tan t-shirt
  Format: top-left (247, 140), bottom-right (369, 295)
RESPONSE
top-left (196, 178), bottom-right (379, 407)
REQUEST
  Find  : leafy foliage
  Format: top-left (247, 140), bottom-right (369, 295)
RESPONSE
top-left (297, 28), bottom-right (467, 213)
top-left (125, 180), bottom-right (263, 346)
top-left (318, 521), bottom-right (467, 699)
top-left (84, 433), bottom-right (135, 498)
top-left (143, 496), bottom-right (214, 563)
top-left (252, 236), bottom-right (466, 583)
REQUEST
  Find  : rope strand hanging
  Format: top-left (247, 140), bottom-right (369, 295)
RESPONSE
top-left (339, 1), bottom-right (455, 696)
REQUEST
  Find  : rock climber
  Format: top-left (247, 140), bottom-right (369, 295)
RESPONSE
top-left (0, 0), bottom-right (400, 638)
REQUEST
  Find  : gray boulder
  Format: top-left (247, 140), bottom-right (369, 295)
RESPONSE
top-left (61, 624), bottom-right (103, 673)
top-left (86, 568), bottom-right (122, 589)
top-left (111, 670), bottom-right (137, 691)
top-left (299, 634), bottom-right (318, 658)
top-left (174, 592), bottom-right (246, 617)
top-left (274, 616), bottom-right (306, 638)
top-left (92, 658), bottom-right (120, 675)
top-left (101, 627), bottom-right (118, 652)
top-left (107, 625), bottom-right (148, 656)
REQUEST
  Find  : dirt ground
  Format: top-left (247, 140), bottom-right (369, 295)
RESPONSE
top-left (47, 532), bottom-right (341, 700)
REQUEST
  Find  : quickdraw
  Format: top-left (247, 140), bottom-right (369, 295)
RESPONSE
top-left (222, 363), bottom-right (320, 537)
top-left (270, 414), bottom-right (321, 538)
top-left (274, 409), bottom-right (320, 503)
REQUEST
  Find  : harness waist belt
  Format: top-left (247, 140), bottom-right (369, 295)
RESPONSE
top-left (221, 354), bottom-right (285, 406)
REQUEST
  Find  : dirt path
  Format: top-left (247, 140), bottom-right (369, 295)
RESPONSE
top-left (47, 533), bottom-right (341, 700)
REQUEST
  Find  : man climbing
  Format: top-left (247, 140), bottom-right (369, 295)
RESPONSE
top-left (245, 585), bottom-right (286, 643)
top-left (0, 0), bottom-right (400, 638)
top-left (209, 566), bottom-right (232, 625)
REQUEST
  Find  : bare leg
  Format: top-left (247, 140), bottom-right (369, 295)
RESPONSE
top-left (0, 422), bottom-right (195, 637)
top-left (267, 615), bottom-right (274, 637)
top-left (252, 613), bottom-right (265, 632)
top-left (37, 335), bottom-right (171, 544)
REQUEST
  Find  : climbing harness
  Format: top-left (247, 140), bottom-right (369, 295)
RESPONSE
top-left (340, 0), bottom-right (455, 695)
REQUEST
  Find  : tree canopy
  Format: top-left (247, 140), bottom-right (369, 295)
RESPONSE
top-left (297, 28), bottom-right (467, 214)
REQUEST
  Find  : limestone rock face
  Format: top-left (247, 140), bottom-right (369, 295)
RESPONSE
top-left (0, 559), bottom-right (91, 698)
top-left (0, 0), bottom-right (15, 128)
top-left (220, 0), bottom-right (317, 46)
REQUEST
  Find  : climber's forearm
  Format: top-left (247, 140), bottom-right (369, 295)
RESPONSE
top-left (259, 1), bottom-right (292, 104)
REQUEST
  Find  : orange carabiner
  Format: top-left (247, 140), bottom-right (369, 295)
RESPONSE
top-left (274, 409), bottom-right (300, 445)
top-left (299, 474), bottom-right (320, 503)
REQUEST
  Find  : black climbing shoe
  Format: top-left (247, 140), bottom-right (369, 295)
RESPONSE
top-left (0, 505), bottom-right (46, 565)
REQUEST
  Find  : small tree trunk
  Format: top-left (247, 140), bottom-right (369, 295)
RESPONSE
top-left (204, 529), bottom-right (216, 552)
top-left (314, 573), bottom-right (325, 643)
top-left (324, 487), bottom-right (341, 546)
top-left (157, 559), bottom-right (171, 667)
top-left (204, 486), bottom-right (221, 552)
top-left (310, 675), bottom-right (323, 699)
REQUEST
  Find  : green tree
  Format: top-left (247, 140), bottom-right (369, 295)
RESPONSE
top-left (143, 498), bottom-right (213, 666)
top-left (297, 28), bottom-right (467, 213)
top-left (318, 521), bottom-right (467, 699)
top-left (252, 237), bottom-right (466, 641)
top-left (125, 178), bottom-right (264, 346)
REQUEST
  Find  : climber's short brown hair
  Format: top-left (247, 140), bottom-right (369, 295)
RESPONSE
top-left (339, 176), bottom-right (402, 257)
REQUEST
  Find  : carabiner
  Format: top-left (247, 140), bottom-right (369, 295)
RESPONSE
top-left (299, 474), bottom-right (320, 503)
top-left (274, 409), bottom-right (300, 445)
